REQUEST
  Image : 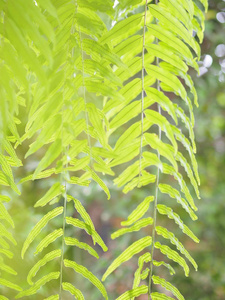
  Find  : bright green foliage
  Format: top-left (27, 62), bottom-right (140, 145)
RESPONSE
top-left (0, 0), bottom-right (207, 299)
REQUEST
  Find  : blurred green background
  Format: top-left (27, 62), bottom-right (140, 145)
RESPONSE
top-left (2, 0), bottom-right (225, 299)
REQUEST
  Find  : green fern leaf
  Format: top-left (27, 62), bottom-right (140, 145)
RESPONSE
top-left (27, 249), bottom-right (61, 285)
top-left (85, 167), bottom-right (110, 200)
top-left (156, 226), bottom-right (197, 270)
top-left (145, 65), bottom-right (186, 101)
top-left (35, 228), bottom-right (63, 255)
top-left (121, 196), bottom-right (154, 226)
top-left (100, 13), bottom-right (145, 46)
top-left (34, 183), bottom-right (64, 207)
top-left (158, 184), bottom-right (197, 220)
top-left (0, 278), bottom-right (22, 292)
top-left (132, 252), bottom-right (151, 291)
top-left (112, 218), bottom-right (153, 239)
top-left (149, 4), bottom-right (197, 54)
top-left (151, 292), bottom-right (174, 300)
top-left (0, 223), bottom-right (16, 245)
top-left (0, 237), bottom-right (10, 249)
top-left (64, 259), bottom-right (108, 300)
top-left (157, 204), bottom-right (199, 243)
top-left (116, 285), bottom-right (148, 300)
top-left (152, 275), bottom-right (184, 300)
top-left (15, 272), bottom-right (60, 299)
top-left (0, 295), bottom-right (9, 300)
top-left (62, 282), bottom-right (84, 299)
top-left (65, 237), bottom-right (99, 259)
top-left (153, 260), bottom-right (175, 275)
top-left (102, 236), bottom-right (152, 281)
top-left (144, 110), bottom-right (177, 153)
top-left (144, 133), bottom-right (177, 170)
top-left (32, 140), bottom-right (62, 179)
top-left (155, 242), bottom-right (189, 276)
top-left (43, 295), bottom-right (59, 300)
top-left (66, 217), bottom-right (108, 252)
top-left (22, 207), bottom-right (63, 258)
top-left (0, 263), bottom-right (17, 275)
top-left (0, 202), bottom-right (14, 227)
top-left (0, 249), bottom-right (13, 259)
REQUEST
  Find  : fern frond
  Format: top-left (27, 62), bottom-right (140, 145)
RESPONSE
top-left (116, 285), bottom-right (148, 300)
top-left (15, 272), bottom-right (60, 299)
top-left (22, 207), bottom-right (64, 258)
top-left (152, 275), bottom-right (184, 300)
top-left (27, 250), bottom-right (62, 285)
top-left (62, 282), bottom-right (84, 299)
top-left (64, 259), bottom-right (108, 300)
top-left (102, 236), bottom-right (152, 281)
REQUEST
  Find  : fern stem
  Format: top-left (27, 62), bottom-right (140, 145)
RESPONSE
top-left (148, 0), bottom-right (161, 298)
top-left (139, 0), bottom-right (148, 179)
top-left (76, 0), bottom-right (92, 166)
top-left (59, 181), bottom-right (67, 299)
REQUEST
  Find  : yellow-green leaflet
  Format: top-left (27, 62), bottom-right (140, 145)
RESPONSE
top-left (146, 43), bottom-right (188, 72)
top-left (0, 295), bottom-right (8, 300)
top-left (27, 250), bottom-right (61, 285)
top-left (0, 195), bottom-right (10, 203)
top-left (144, 110), bottom-right (177, 153)
top-left (152, 275), bottom-right (185, 300)
top-left (64, 259), bottom-right (108, 300)
top-left (151, 292), bottom-right (174, 300)
top-left (22, 207), bottom-right (63, 258)
top-left (100, 13), bottom-right (144, 46)
top-left (0, 279), bottom-right (22, 292)
top-left (132, 253), bottom-right (151, 291)
top-left (175, 151), bottom-right (200, 199)
top-left (171, 126), bottom-right (200, 185)
top-left (67, 195), bottom-right (95, 230)
top-left (0, 236), bottom-right (10, 249)
top-left (114, 153), bottom-right (160, 187)
top-left (19, 168), bottom-right (56, 184)
top-left (162, 163), bottom-right (197, 212)
top-left (149, 5), bottom-right (197, 54)
top-left (33, 139), bottom-right (62, 179)
top-left (102, 236), bottom-right (152, 281)
top-left (15, 272), bottom-right (60, 299)
top-left (158, 184), bottom-right (197, 220)
top-left (116, 285), bottom-right (148, 300)
top-left (62, 282), bottom-right (84, 299)
top-left (112, 218), bottom-right (153, 239)
top-left (145, 64), bottom-right (186, 101)
top-left (35, 228), bottom-right (63, 255)
top-left (65, 237), bottom-right (99, 259)
top-left (155, 242), bottom-right (189, 277)
top-left (0, 249), bottom-right (13, 259)
top-left (25, 115), bottom-right (62, 158)
top-left (157, 204), bottom-right (199, 243)
top-left (0, 263), bottom-right (17, 275)
top-left (34, 183), bottom-right (64, 207)
top-left (67, 157), bottom-right (90, 172)
top-left (85, 167), bottom-right (110, 200)
top-left (122, 171), bottom-right (156, 194)
top-left (43, 295), bottom-right (59, 300)
top-left (156, 226), bottom-right (197, 270)
top-left (66, 217), bottom-right (108, 252)
top-left (145, 87), bottom-right (177, 124)
top-left (69, 176), bottom-right (91, 187)
top-left (153, 260), bottom-right (175, 275)
top-left (0, 154), bottom-right (20, 195)
top-left (0, 202), bottom-right (14, 227)
top-left (144, 133), bottom-right (177, 171)
top-left (0, 224), bottom-right (16, 245)
top-left (3, 139), bottom-right (22, 166)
